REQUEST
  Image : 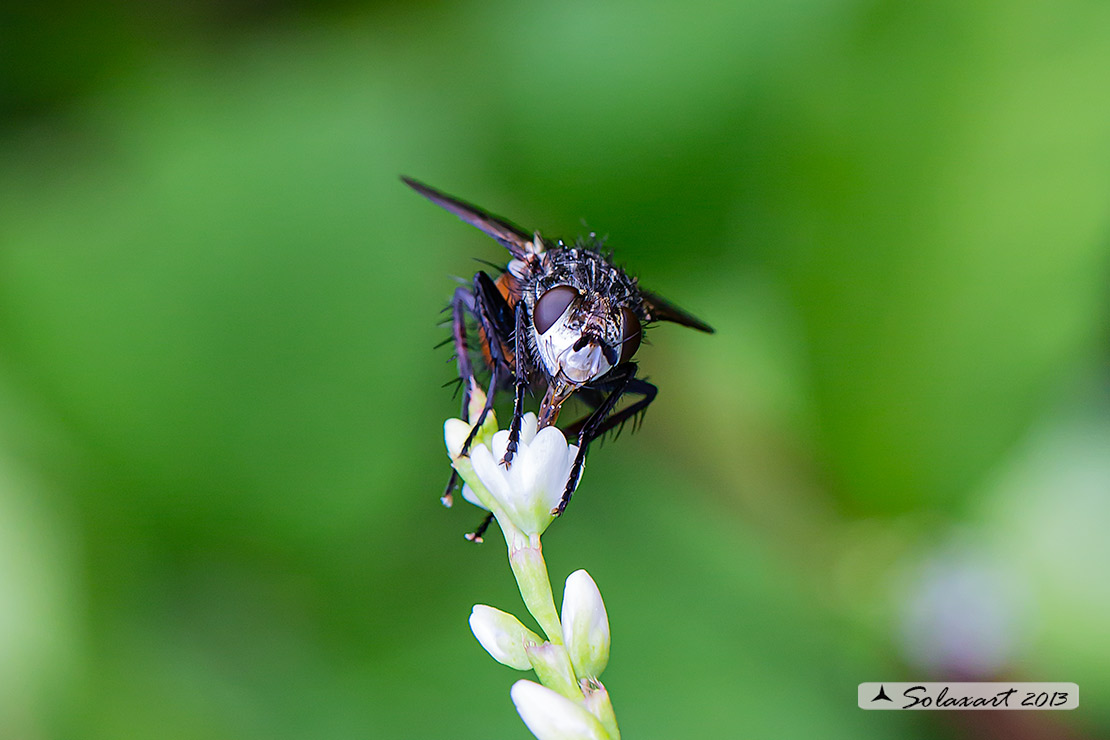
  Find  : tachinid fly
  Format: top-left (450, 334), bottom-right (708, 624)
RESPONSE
top-left (404, 177), bottom-right (713, 538)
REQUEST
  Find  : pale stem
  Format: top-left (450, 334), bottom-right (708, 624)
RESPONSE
top-left (526, 643), bottom-right (583, 701)
top-left (506, 529), bottom-right (564, 645)
top-left (582, 680), bottom-right (620, 740)
top-left (451, 455), bottom-right (563, 644)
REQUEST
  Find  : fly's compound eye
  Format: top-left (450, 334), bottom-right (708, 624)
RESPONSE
top-left (533, 285), bottom-right (578, 334)
top-left (619, 307), bottom-right (642, 364)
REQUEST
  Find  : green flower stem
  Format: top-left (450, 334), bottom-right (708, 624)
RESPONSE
top-left (451, 456), bottom-right (563, 644)
top-left (505, 528), bottom-right (563, 645)
top-left (525, 643), bottom-right (582, 700)
top-left (449, 401), bottom-right (621, 739)
top-left (583, 680), bottom-right (620, 740)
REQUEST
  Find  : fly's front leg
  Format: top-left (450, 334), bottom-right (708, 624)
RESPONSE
top-left (555, 363), bottom-right (637, 516)
top-left (501, 300), bottom-right (529, 467)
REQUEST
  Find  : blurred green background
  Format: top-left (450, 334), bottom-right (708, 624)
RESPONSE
top-left (2, 1), bottom-right (1108, 738)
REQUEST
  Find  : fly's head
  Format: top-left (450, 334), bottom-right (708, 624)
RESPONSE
top-left (528, 250), bottom-right (643, 390)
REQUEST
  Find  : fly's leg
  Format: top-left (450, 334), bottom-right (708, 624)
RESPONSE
top-left (555, 364), bottom-right (644, 516)
top-left (464, 512), bottom-right (495, 544)
top-left (449, 286), bottom-right (476, 416)
top-left (458, 272), bottom-right (514, 453)
top-left (442, 272), bottom-right (515, 510)
top-left (440, 470), bottom-right (460, 508)
top-left (440, 285), bottom-right (478, 507)
top-left (501, 300), bottom-right (529, 467)
top-left (563, 377), bottom-right (658, 441)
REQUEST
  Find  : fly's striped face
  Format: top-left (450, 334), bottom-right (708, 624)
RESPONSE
top-left (525, 247), bottom-right (643, 388)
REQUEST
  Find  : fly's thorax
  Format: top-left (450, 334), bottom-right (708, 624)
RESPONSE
top-left (507, 231), bottom-right (547, 281)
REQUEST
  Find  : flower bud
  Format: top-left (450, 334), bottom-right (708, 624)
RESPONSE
top-left (443, 390), bottom-right (499, 461)
top-left (444, 418), bottom-right (471, 461)
top-left (560, 570), bottom-right (610, 678)
top-left (510, 680), bottom-right (610, 740)
top-left (469, 605), bottom-right (542, 670)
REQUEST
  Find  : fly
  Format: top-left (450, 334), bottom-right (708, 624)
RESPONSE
top-left (404, 177), bottom-right (713, 539)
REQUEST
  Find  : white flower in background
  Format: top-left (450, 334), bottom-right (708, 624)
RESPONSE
top-left (467, 413), bottom-right (581, 536)
top-left (560, 570), bottom-right (610, 679)
top-left (469, 605), bottom-right (543, 670)
top-left (896, 539), bottom-right (1029, 678)
top-left (511, 680), bottom-right (611, 740)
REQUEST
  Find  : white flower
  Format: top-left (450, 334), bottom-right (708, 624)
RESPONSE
top-left (469, 605), bottom-right (542, 670)
top-left (560, 570), bottom-right (610, 678)
top-left (468, 413), bottom-right (581, 535)
top-left (510, 680), bottom-right (610, 740)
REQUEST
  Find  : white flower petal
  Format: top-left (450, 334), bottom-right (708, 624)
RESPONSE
top-left (530, 426), bottom-right (573, 512)
top-left (469, 605), bottom-right (541, 670)
top-left (444, 418), bottom-right (472, 459)
top-left (503, 442), bottom-right (555, 534)
top-left (561, 570), bottom-right (610, 678)
top-left (490, 429), bottom-right (510, 462)
top-left (460, 483), bottom-right (488, 511)
top-left (510, 680), bottom-right (610, 740)
top-left (519, 412), bottom-right (539, 445)
top-left (530, 425), bottom-right (568, 461)
top-left (470, 444), bottom-right (513, 511)
top-left (507, 436), bottom-right (540, 501)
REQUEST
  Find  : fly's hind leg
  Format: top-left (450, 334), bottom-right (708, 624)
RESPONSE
top-left (458, 272), bottom-right (514, 452)
top-left (449, 286), bottom-right (477, 418)
top-left (441, 272), bottom-right (515, 507)
top-left (440, 285), bottom-right (477, 507)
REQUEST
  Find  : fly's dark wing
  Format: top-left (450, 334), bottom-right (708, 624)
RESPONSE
top-left (402, 177), bottom-right (533, 259)
top-left (640, 289), bottom-right (714, 333)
